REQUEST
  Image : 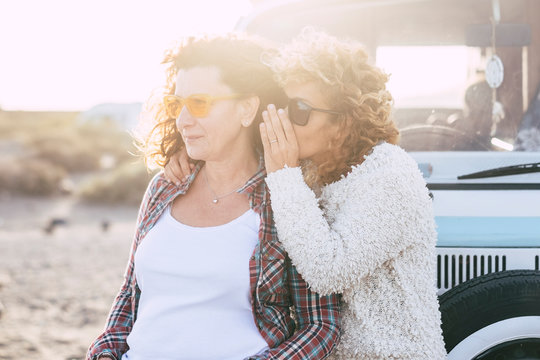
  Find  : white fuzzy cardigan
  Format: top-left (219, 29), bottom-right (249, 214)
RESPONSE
top-left (265, 143), bottom-right (447, 360)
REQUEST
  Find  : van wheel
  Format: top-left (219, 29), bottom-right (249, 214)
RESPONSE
top-left (439, 270), bottom-right (540, 359)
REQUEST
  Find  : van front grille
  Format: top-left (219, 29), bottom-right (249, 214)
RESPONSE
top-left (437, 254), bottom-right (506, 289)
top-left (436, 248), bottom-right (540, 295)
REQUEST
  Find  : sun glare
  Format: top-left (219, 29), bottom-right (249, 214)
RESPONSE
top-left (0, 0), bottom-right (252, 111)
top-left (376, 46), bottom-right (474, 109)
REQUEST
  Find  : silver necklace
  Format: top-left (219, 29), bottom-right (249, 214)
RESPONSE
top-left (203, 167), bottom-right (245, 204)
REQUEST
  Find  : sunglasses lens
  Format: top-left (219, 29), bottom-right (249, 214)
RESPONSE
top-left (164, 97), bottom-right (183, 118)
top-left (186, 96), bottom-right (211, 117)
top-left (289, 99), bottom-right (311, 126)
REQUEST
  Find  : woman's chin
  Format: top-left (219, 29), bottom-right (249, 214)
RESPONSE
top-left (185, 148), bottom-right (206, 162)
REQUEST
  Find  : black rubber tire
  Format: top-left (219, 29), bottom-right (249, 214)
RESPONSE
top-left (439, 270), bottom-right (540, 353)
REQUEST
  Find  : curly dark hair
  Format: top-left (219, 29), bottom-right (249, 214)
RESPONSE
top-left (266, 28), bottom-right (400, 186)
top-left (136, 33), bottom-right (287, 169)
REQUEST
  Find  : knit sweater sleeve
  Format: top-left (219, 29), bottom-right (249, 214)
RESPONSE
top-left (265, 150), bottom-right (434, 296)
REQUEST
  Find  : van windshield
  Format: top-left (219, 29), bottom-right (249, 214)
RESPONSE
top-left (377, 46), bottom-right (472, 109)
top-left (375, 44), bottom-right (539, 152)
top-left (236, 0), bottom-right (540, 154)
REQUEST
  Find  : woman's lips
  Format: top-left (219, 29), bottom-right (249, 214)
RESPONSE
top-left (183, 135), bottom-right (202, 143)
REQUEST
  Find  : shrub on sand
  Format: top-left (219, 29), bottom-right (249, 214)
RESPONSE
top-left (28, 135), bottom-right (101, 172)
top-left (1, 111), bottom-right (136, 174)
top-left (0, 157), bottom-right (67, 196)
top-left (25, 125), bottom-right (135, 173)
top-left (77, 161), bottom-right (157, 205)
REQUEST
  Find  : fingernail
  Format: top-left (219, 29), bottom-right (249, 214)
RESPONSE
top-left (268, 104), bottom-right (275, 111)
top-left (277, 109), bottom-right (285, 115)
top-left (260, 123), bottom-right (265, 128)
top-left (262, 111), bottom-right (268, 117)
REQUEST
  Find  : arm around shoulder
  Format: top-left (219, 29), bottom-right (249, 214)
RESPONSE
top-left (265, 157), bottom-right (434, 295)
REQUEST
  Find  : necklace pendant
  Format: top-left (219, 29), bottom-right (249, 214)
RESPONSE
top-left (212, 198), bottom-right (218, 204)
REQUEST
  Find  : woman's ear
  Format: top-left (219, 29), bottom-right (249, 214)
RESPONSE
top-left (238, 96), bottom-right (260, 127)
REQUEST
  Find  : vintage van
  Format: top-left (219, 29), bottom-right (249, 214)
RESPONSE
top-left (237, 0), bottom-right (540, 358)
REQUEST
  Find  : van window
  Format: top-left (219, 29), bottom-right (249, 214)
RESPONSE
top-left (376, 46), bottom-right (476, 109)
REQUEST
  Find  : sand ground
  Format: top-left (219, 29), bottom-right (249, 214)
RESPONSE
top-left (0, 194), bottom-right (139, 360)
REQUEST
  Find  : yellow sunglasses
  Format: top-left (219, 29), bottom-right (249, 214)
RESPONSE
top-left (163, 93), bottom-right (244, 118)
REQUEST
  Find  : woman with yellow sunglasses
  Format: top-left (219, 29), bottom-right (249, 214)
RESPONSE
top-left (166, 29), bottom-right (446, 359)
top-left (86, 34), bottom-right (340, 360)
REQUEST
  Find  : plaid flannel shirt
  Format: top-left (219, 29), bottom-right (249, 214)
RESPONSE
top-left (86, 163), bottom-right (340, 360)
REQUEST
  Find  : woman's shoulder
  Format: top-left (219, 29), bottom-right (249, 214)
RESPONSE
top-left (139, 171), bottom-right (177, 207)
top-left (350, 142), bottom-right (419, 178)
top-left (331, 142), bottom-right (426, 198)
top-left (365, 142), bottom-right (416, 168)
top-left (146, 171), bottom-right (169, 194)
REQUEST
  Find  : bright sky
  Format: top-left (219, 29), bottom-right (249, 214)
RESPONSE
top-left (0, 0), bottom-right (252, 111)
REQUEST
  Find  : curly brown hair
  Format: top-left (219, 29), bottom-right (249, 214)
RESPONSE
top-left (266, 28), bottom-right (399, 186)
top-left (135, 33), bottom-right (287, 169)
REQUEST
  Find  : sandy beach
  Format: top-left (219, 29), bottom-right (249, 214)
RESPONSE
top-left (0, 194), bottom-right (139, 360)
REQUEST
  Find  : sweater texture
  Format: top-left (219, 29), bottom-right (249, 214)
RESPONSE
top-left (265, 143), bottom-right (447, 359)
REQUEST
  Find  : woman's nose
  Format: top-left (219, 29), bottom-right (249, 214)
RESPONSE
top-left (176, 106), bottom-right (195, 131)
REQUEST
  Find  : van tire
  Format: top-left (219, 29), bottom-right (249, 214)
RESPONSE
top-left (439, 270), bottom-right (540, 354)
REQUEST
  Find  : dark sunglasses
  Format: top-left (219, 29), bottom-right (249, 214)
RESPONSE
top-left (287, 98), bottom-right (342, 126)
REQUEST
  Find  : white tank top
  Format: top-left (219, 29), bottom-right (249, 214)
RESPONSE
top-left (122, 206), bottom-right (268, 360)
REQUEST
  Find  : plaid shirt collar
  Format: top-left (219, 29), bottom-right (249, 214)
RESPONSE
top-left (166, 156), bottom-right (268, 213)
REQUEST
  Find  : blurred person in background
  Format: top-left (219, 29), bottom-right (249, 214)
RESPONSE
top-left (86, 33), bottom-right (340, 360)
top-left (166, 29), bottom-right (446, 359)
top-left (454, 80), bottom-right (498, 150)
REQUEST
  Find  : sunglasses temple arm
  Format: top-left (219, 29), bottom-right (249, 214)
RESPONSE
top-left (317, 108), bottom-right (342, 115)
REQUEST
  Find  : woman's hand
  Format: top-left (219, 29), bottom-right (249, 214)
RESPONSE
top-left (260, 104), bottom-right (300, 174)
top-left (164, 148), bottom-right (194, 185)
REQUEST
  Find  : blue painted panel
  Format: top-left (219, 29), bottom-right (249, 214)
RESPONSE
top-left (435, 216), bottom-right (540, 247)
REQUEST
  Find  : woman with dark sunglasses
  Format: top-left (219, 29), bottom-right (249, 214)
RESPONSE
top-left (165, 29), bottom-right (446, 359)
top-left (86, 34), bottom-right (340, 360)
